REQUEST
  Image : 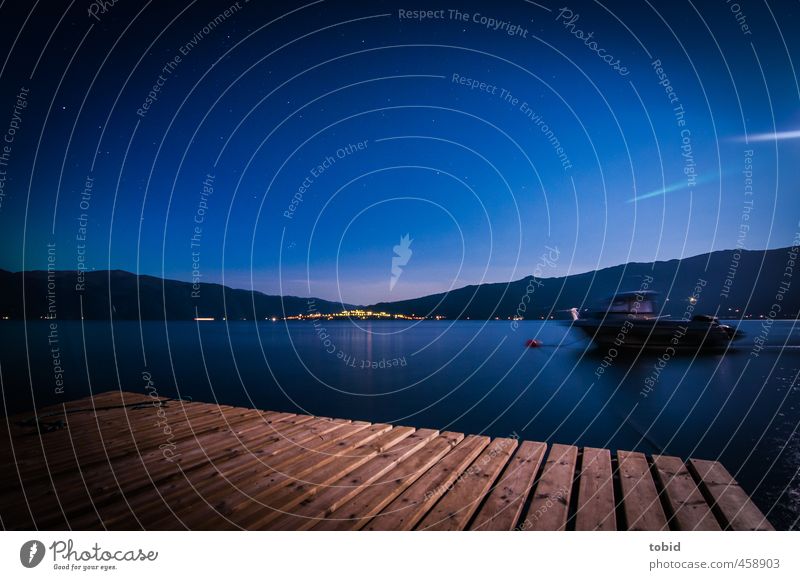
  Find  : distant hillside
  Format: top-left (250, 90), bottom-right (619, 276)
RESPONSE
top-left (367, 247), bottom-right (800, 320)
top-left (0, 269), bottom-right (348, 320)
top-left (2, 247), bottom-right (797, 321)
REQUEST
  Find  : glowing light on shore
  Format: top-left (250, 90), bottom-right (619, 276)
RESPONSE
top-left (283, 309), bottom-right (433, 321)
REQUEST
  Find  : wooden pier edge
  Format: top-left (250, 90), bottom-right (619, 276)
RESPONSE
top-left (0, 391), bottom-right (775, 531)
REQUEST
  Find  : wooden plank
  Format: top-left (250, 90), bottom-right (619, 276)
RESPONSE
top-left (235, 426), bottom-right (415, 530)
top-left (652, 455), bottom-right (720, 530)
top-left (104, 412), bottom-right (319, 485)
top-left (520, 443), bottom-right (577, 531)
top-left (141, 422), bottom-right (387, 530)
top-left (1, 407), bottom-right (224, 528)
top-left (312, 432), bottom-right (464, 531)
top-left (66, 418), bottom-right (356, 530)
top-left (689, 459), bottom-right (772, 531)
top-left (5, 408), bottom-right (291, 503)
top-left (66, 418), bottom-right (303, 517)
top-left (32, 414), bottom-right (293, 530)
top-left (8, 402), bottom-right (259, 480)
top-left (269, 428), bottom-right (439, 530)
top-left (575, 447), bottom-right (616, 531)
top-left (364, 435), bottom-right (490, 531)
top-left (418, 437), bottom-right (518, 531)
top-left (10, 398), bottom-right (222, 441)
top-left (5, 400), bottom-right (212, 462)
top-left (617, 450), bottom-right (668, 531)
top-left (76, 413), bottom-right (317, 501)
top-left (469, 440), bottom-right (546, 531)
top-left (9, 390), bottom-right (161, 422)
top-left (1, 408), bottom-right (293, 527)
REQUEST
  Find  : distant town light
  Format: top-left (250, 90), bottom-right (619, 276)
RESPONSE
top-left (282, 309), bottom-right (431, 321)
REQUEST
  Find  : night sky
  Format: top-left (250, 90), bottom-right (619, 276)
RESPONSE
top-left (0, 0), bottom-right (798, 305)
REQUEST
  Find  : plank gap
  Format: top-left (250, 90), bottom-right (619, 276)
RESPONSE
top-left (686, 459), bottom-right (728, 530)
top-left (611, 453), bottom-right (627, 531)
top-left (565, 447), bottom-right (584, 531)
top-left (647, 454), bottom-right (679, 531)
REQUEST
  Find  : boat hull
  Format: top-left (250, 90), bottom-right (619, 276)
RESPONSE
top-left (572, 318), bottom-right (741, 351)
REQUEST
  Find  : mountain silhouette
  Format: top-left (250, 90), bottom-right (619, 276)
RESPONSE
top-left (0, 269), bottom-right (349, 320)
top-left (367, 247), bottom-right (799, 320)
top-left (1, 247), bottom-right (796, 320)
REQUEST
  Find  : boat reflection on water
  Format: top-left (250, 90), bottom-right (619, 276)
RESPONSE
top-left (570, 291), bottom-right (744, 352)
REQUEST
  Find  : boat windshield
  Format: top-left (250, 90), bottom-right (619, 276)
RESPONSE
top-left (608, 296), bottom-right (655, 314)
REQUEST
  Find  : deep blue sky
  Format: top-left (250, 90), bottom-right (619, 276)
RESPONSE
top-left (0, 0), bottom-right (798, 304)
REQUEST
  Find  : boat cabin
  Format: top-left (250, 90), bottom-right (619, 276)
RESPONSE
top-left (599, 290), bottom-right (659, 318)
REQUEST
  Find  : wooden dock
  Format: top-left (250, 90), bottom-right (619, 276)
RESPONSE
top-left (0, 391), bottom-right (773, 531)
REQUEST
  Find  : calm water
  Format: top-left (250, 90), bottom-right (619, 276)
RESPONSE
top-left (2, 319), bottom-right (799, 529)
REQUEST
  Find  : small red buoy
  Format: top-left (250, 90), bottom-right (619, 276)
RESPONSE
top-left (525, 339), bottom-right (542, 348)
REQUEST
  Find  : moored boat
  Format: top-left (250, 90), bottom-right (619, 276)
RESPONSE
top-left (570, 291), bottom-right (743, 351)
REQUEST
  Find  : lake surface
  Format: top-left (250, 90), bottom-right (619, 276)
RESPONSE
top-left (2, 319), bottom-right (799, 529)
